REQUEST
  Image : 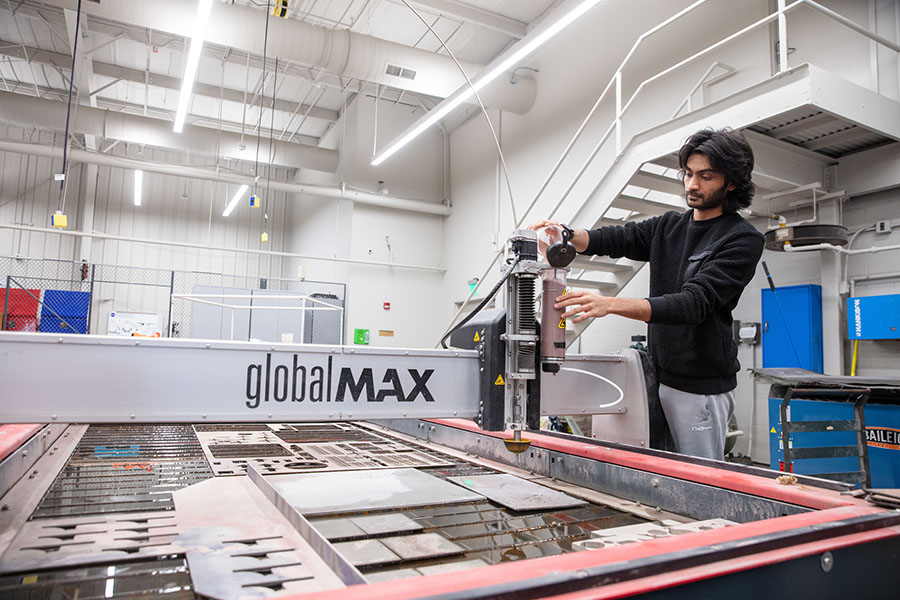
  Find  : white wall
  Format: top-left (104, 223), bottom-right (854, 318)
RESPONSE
top-left (285, 93), bottom-right (447, 347)
top-left (0, 125), bottom-right (80, 259)
top-left (788, 0), bottom-right (899, 98)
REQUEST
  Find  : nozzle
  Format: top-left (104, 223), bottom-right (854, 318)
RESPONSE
top-left (503, 437), bottom-right (532, 453)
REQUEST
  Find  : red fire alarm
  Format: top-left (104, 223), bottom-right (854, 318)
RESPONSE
top-left (383, 302), bottom-right (391, 310)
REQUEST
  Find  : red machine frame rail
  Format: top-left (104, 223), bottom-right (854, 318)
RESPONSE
top-left (277, 418), bottom-right (899, 600)
top-left (0, 425), bottom-right (43, 462)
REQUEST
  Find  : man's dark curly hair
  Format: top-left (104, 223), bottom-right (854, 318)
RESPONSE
top-left (677, 128), bottom-right (755, 213)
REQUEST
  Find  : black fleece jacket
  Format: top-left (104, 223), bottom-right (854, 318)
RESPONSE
top-left (585, 210), bottom-right (765, 394)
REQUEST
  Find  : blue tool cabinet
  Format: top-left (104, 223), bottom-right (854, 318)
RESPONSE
top-left (762, 284), bottom-right (823, 373)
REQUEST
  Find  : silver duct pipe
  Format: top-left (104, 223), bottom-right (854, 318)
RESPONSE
top-left (0, 223), bottom-right (446, 273)
top-left (0, 90), bottom-right (339, 173)
top-left (0, 139), bottom-right (450, 217)
top-left (36, 0), bottom-right (535, 112)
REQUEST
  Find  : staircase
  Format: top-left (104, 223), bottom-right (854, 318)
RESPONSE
top-left (551, 3), bottom-right (900, 346)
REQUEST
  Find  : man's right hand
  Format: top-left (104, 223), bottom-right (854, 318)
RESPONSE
top-left (525, 219), bottom-right (561, 231)
top-left (526, 220), bottom-right (589, 253)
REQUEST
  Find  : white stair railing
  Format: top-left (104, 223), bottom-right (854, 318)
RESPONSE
top-left (437, 0), bottom-right (900, 346)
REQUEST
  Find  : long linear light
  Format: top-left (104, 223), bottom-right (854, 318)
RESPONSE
top-left (173, 0), bottom-right (214, 133)
top-left (223, 184), bottom-right (249, 217)
top-left (133, 170), bottom-right (143, 206)
top-left (371, 0), bottom-right (604, 166)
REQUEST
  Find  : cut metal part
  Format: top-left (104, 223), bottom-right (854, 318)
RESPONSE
top-left (310, 514), bottom-right (424, 542)
top-left (0, 512), bottom-right (181, 573)
top-left (265, 468), bottom-right (486, 517)
top-left (195, 424), bottom-right (454, 476)
top-left (447, 473), bottom-right (587, 511)
top-left (174, 476), bottom-right (345, 598)
top-left (31, 424), bottom-right (212, 518)
top-left (572, 518), bottom-right (736, 550)
top-left (381, 533), bottom-right (465, 561)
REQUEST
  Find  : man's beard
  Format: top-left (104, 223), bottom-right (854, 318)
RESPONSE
top-left (685, 183), bottom-right (728, 210)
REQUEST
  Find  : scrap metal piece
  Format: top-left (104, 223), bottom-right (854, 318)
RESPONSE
top-left (0, 512), bottom-right (181, 573)
top-left (266, 468), bottom-right (485, 516)
top-left (247, 466), bottom-right (367, 587)
top-left (572, 518), bottom-right (735, 550)
top-left (447, 474), bottom-right (588, 511)
top-left (416, 558), bottom-right (491, 576)
top-left (196, 428), bottom-right (453, 476)
top-left (331, 539), bottom-right (400, 567)
top-left (311, 519), bottom-right (367, 541)
top-left (380, 533), bottom-right (465, 561)
top-left (365, 568), bottom-right (421, 582)
top-left (174, 475), bottom-right (345, 598)
top-left (350, 514), bottom-right (423, 536)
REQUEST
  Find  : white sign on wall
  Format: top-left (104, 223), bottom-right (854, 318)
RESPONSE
top-left (108, 312), bottom-right (161, 337)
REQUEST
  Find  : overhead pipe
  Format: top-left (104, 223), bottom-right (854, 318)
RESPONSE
top-left (784, 242), bottom-right (900, 256)
top-left (0, 139), bottom-right (451, 216)
top-left (35, 0), bottom-right (535, 113)
top-left (0, 90), bottom-right (339, 173)
top-left (0, 223), bottom-right (446, 273)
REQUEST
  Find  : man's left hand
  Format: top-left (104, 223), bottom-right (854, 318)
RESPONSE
top-left (555, 290), bottom-right (613, 323)
top-left (554, 291), bottom-right (652, 323)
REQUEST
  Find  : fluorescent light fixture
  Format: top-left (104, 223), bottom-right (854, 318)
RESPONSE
top-left (133, 170), bottom-right (143, 206)
top-left (371, 0), bottom-right (603, 166)
top-left (223, 184), bottom-right (249, 217)
top-left (173, 0), bottom-right (214, 133)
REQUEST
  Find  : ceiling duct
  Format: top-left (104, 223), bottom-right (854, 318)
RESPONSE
top-left (0, 90), bottom-right (339, 173)
top-left (0, 139), bottom-right (449, 216)
top-left (37, 0), bottom-right (536, 113)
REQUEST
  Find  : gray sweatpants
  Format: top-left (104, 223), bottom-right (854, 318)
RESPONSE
top-left (658, 383), bottom-right (734, 460)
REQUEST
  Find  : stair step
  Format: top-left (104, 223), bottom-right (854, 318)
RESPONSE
top-left (802, 125), bottom-right (872, 152)
top-left (613, 194), bottom-right (683, 216)
top-left (645, 153), bottom-right (680, 171)
top-left (570, 256), bottom-right (634, 273)
top-left (766, 111), bottom-right (835, 139)
top-left (629, 171), bottom-right (684, 196)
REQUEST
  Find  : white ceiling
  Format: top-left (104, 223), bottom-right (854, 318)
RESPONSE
top-left (0, 0), bottom-right (560, 151)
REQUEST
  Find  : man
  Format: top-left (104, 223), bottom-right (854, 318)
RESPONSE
top-left (529, 128), bottom-right (765, 459)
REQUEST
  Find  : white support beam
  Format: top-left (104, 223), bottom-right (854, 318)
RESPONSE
top-left (819, 200), bottom-right (844, 376)
top-left (406, 0), bottom-right (527, 38)
top-left (0, 41), bottom-right (339, 123)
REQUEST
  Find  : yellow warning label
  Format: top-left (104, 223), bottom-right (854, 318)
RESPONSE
top-left (473, 332), bottom-right (480, 342)
top-left (494, 374), bottom-right (505, 386)
top-left (770, 427), bottom-right (776, 433)
top-left (558, 318), bottom-right (566, 329)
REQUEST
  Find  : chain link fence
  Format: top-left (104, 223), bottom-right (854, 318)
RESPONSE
top-left (0, 256), bottom-right (346, 343)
